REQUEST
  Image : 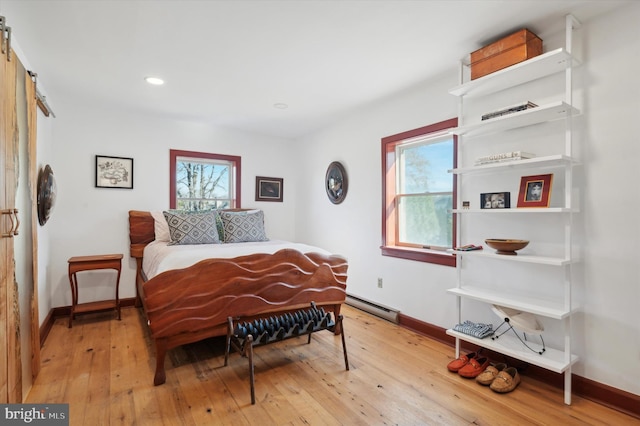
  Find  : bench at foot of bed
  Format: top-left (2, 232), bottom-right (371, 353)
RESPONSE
top-left (224, 302), bottom-right (349, 404)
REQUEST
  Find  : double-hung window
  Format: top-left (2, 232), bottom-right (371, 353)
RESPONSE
top-left (381, 118), bottom-right (457, 266)
top-left (170, 149), bottom-right (241, 210)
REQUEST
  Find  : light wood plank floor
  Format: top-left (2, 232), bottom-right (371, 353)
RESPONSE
top-left (26, 306), bottom-right (637, 425)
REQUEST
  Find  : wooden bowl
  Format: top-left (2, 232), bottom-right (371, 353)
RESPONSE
top-left (485, 239), bottom-right (529, 255)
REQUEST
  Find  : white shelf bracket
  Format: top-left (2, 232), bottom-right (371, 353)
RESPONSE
top-left (565, 14), bottom-right (581, 54)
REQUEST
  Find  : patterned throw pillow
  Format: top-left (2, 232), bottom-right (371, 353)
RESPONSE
top-left (220, 210), bottom-right (269, 243)
top-left (165, 209), bottom-right (225, 241)
top-left (163, 210), bottom-right (221, 245)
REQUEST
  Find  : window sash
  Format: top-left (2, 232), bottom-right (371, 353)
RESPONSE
top-left (175, 198), bottom-right (234, 210)
top-left (176, 159), bottom-right (232, 199)
top-left (396, 134), bottom-right (453, 195)
top-left (170, 149), bottom-right (241, 210)
top-left (394, 134), bottom-right (454, 249)
top-left (395, 192), bottom-right (453, 249)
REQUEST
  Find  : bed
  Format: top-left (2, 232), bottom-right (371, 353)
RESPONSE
top-left (128, 209), bottom-right (348, 385)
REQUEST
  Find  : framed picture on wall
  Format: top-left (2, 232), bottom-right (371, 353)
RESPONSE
top-left (255, 176), bottom-right (283, 202)
top-left (95, 155), bottom-right (134, 189)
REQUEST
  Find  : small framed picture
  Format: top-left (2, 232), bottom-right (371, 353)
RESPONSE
top-left (95, 155), bottom-right (133, 189)
top-left (517, 174), bottom-right (553, 207)
top-left (255, 176), bottom-right (283, 202)
top-left (480, 192), bottom-right (510, 209)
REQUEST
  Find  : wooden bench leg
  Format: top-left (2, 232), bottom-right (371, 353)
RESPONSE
top-left (247, 336), bottom-right (256, 405)
top-left (339, 315), bottom-right (349, 371)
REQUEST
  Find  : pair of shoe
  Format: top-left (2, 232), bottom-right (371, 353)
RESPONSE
top-left (476, 362), bottom-right (507, 385)
top-left (446, 351), bottom-right (478, 372)
top-left (476, 362), bottom-right (521, 393)
top-left (446, 351), bottom-right (490, 378)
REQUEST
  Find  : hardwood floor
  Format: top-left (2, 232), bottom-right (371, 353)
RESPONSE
top-left (26, 305), bottom-right (637, 425)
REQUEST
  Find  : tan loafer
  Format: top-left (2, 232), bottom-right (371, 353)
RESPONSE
top-left (490, 367), bottom-right (521, 393)
top-left (476, 362), bottom-right (507, 385)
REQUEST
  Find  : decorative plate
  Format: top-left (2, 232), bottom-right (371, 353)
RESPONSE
top-left (37, 164), bottom-right (57, 226)
top-left (325, 161), bottom-right (348, 204)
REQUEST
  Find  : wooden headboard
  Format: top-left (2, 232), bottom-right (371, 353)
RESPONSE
top-left (129, 210), bottom-right (155, 259)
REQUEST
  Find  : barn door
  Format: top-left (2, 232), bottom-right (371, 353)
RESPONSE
top-left (0, 21), bottom-right (22, 403)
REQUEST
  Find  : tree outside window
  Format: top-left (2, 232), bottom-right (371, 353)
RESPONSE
top-left (170, 150), bottom-right (241, 210)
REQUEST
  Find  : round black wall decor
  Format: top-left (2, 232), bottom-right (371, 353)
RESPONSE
top-left (37, 164), bottom-right (57, 226)
top-left (325, 161), bottom-right (348, 204)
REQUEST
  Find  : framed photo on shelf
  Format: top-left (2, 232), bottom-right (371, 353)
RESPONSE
top-left (480, 192), bottom-right (510, 209)
top-left (517, 174), bottom-right (553, 207)
top-left (255, 176), bottom-right (283, 202)
top-left (95, 155), bottom-right (133, 189)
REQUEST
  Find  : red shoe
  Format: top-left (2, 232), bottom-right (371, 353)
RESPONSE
top-left (446, 351), bottom-right (479, 372)
top-left (458, 357), bottom-right (490, 378)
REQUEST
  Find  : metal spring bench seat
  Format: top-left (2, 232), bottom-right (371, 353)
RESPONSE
top-left (224, 302), bottom-right (349, 404)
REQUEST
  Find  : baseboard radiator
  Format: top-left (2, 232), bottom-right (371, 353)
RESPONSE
top-left (345, 294), bottom-right (400, 324)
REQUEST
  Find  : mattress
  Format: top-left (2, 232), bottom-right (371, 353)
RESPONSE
top-left (142, 239), bottom-right (332, 280)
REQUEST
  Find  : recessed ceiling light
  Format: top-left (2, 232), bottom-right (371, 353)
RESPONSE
top-left (145, 76), bottom-right (165, 85)
top-left (273, 103), bottom-right (288, 109)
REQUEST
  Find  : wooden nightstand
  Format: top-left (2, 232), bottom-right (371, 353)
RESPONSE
top-left (68, 254), bottom-right (123, 328)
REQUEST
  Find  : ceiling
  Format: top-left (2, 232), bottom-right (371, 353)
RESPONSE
top-left (0, 0), bottom-right (628, 139)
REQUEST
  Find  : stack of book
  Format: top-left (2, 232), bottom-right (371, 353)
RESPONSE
top-left (481, 101), bottom-right (538, 121)
top-left (475, 150), bottom-right (535, 166)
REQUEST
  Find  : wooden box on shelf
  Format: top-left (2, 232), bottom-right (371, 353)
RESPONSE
top-left (470, 29), bottom-right (543, 80)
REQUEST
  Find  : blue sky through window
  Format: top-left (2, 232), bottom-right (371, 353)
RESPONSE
top-left (402, 137), bottom-right (453, 194)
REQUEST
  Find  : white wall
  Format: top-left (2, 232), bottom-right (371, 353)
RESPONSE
top-left (43, 97), bottom-right (298, 310)
top-left (36, 110), bottom-right (54, 322)
top-left (578, 3), bottom-right (640, 395)
top-left (294, 3), bottom-right (640, 397)
top-left (292, 73), bottom-right (459, 326)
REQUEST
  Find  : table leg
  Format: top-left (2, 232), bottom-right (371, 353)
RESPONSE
top-left (68, 273), bottom-right (78, 328)
top-left (115, 267), bottom-right (122, 320)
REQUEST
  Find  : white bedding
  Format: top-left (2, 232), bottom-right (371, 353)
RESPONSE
top-left (142, 239), bottom-right (333, 280)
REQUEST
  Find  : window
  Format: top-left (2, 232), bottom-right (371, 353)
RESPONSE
top-left (170, 149), bottom-right (241, 210)
top-left (381, 118), bottom-right (457, 266)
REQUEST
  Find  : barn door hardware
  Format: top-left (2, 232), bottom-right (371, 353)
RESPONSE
top-left (28, 71), bottom-right (56, 117)
top-left (0, 16), bottom-right (11, 61)
top-left (0, 16), bottom-right (4, 53)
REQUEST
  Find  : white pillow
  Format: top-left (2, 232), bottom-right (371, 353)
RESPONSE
top-left (150, 211), bottom-right (170, 242)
